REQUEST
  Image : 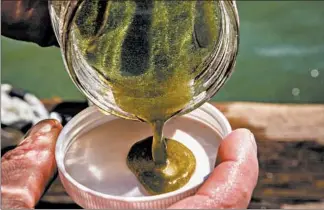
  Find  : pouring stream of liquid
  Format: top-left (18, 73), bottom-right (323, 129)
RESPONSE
top-left (151, 120), bottom-right (167, 166)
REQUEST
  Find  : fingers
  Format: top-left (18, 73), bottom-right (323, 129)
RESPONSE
top-left (1, 119), bottom-right (62, 209)
top-left (169, 128), bottom-right (259, 209)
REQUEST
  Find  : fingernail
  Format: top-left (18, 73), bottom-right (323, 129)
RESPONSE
top-left (238, 128), bottom-right (257, 155)
top-left (22, 120), bottom-right (57, 138)
top-left (34, 119), bottom-right (62, 134)
top-left (39, 124), bottom-right (52, 134)
top-left (249, 131), bottom-right (257, 154)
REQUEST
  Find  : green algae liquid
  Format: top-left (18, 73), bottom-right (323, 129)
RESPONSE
top-left (65, 0), bottom-right (222, 195)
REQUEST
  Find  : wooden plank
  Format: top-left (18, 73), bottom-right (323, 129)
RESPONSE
top-left (41, 97), bottom-right (63, 111)
top-left (281, 202), bottom-right (324, 209)
top-left (249, 140), bottom-right (324, 208)
top-left (212, 102), bottom-right (324, 143)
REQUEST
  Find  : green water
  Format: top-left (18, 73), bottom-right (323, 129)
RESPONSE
top-left (2, 1), bottom-right (324, 103)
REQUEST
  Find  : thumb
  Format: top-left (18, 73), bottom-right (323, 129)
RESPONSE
top-left (169, 128), bottom-right (259, 209)
top-left (1, 119), bottom-right (62, 209)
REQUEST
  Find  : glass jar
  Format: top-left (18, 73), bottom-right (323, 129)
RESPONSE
top-left (48, 0), bottom-right (239, 121)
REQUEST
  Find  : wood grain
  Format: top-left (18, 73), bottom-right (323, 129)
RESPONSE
top-left (212, 102), bottom-right (324, 143)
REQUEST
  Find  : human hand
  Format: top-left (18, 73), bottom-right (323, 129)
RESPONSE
top-left (1, 119), bottom-right (62, 209)
top-left (1, 121), bottom-right (258, 209)
top-left (1, 0), bottom-right (58, 47)
top-left (169, 128), bottom-right (259, 209)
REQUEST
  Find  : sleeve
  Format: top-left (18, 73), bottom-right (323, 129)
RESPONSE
top-left (1, 0), bottom-right (59, 47)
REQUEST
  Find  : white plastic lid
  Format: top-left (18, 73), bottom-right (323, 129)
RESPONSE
top-left (55, 103), bottom-right (231, 209)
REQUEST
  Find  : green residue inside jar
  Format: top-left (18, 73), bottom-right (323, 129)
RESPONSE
top-left (69, 0), bottom-right (220, 195)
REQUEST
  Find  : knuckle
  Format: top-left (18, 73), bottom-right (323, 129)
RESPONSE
top-left (220, 184), bottom-right (252, 208)
top-left (1, 198), bottom-right (30, 209)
